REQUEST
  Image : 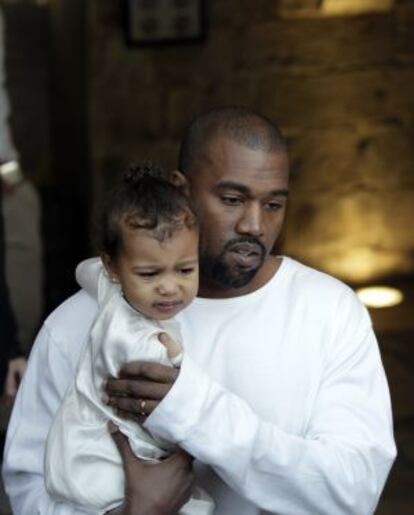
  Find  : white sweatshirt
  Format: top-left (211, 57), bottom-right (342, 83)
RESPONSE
top-left (3, 257), bottom-right (396, 515)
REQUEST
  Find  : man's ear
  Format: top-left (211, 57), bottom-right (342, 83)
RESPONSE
top-left (101, 253), bottom-right (119, 283)
top-left (170, 170), bottom-right (190, 196)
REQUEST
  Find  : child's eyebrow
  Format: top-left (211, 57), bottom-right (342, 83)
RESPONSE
top-left (131, 265), bottom-right (160, 271)
top-left (176, 259), bottom-right (198, 266)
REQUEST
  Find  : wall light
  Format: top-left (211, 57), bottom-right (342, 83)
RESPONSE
top-left (322, 0), bottom-right (394, 16)
top-left (356, 286), bottom-right (404, 308)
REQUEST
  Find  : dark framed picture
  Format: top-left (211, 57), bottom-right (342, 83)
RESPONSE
top-left (123, 0), bottom-right (206, 47)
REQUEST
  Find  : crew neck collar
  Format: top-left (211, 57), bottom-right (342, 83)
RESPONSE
top-left (193, 256), bottom-right (289, 306)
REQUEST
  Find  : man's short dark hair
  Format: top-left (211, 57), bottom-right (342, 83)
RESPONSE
top-left (178, 106), bottom-right (287, 177)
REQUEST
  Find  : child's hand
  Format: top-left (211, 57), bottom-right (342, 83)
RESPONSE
top-left (158, 332), bottom-right (183, 367)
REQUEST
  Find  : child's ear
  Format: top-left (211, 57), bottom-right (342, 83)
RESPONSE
top-left (170, 170), bottom-right (190, 196)
top-left (101, 253), bottom-right (119, 283)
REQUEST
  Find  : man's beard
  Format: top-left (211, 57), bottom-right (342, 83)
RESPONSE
top-left (199, 236), bottom-right (266, 289)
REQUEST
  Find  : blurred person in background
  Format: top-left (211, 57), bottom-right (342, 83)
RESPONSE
top-left (1, 159), bottom-right (43, 358)
top-left (0, 190), bottom-right (24, 405)
top-left (0, 6), bottom-right (42, 402)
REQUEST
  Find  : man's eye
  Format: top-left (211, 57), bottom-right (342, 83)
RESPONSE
top-left (221, 196), bottom-right (243, 206)
top-left (265, 201), bottom-right (283, 210)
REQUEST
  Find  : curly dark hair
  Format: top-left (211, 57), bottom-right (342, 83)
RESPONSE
top-left (97, 162), bottom-right (197, 259)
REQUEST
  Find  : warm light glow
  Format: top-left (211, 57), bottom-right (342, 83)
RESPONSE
top-left (323, 0), bottom-right (394, 16)
top-left (312, 246), bottom-right (408, 284)
top-left (356, 286), bottom-right (404, 308)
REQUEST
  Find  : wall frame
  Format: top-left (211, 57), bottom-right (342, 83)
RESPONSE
top-left (123, 0), bottom-right (205, 47)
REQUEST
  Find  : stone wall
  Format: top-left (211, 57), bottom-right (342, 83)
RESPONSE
top-left (88, 0), bottom-right (414, 284)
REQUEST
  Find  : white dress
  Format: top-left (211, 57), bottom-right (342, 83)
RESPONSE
top-left (44, 257), bottom-right (213, 514)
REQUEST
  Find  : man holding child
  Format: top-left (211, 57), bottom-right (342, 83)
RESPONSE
top-left (3, 107), bottom-right (395, 515)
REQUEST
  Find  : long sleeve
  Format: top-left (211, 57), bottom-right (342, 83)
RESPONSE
top-left (76, 257), bottom-right (106, 302)
top-left (145, 297), bottom-right (396, 515)
top-left (76, 257), bottom-right (121, 307)
top-left (2, 291), bottom-right (99, 515)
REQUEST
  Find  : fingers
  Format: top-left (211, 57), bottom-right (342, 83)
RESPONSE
top-left (119, 361), bottom-right (178, 383)
top-left (106, 377), bottom-right (172, 400)
top-left (167, 451), bottom-right (195, 501)
top-left (167, 449), bottom-right (195, 469)
top-left (158, 332), bottom-right (182, 360)
top-left (108, 423), bottom-right (193, 480)
top-left (108, 422), bottom-right (131, 455)
top-left (108, 397), bottom-right (159, 417)
top-left (104, 361), bottom-right (179, 422)
top-left (113, 408), bottom-right (145, 424)
top-left (108, 422), bottom-right (139, 469)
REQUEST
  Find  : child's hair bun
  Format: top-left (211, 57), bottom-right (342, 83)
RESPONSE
top-left (123, 162), bottom-right (164, 184)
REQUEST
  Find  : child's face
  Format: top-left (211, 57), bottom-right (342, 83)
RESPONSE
top-left (105, 225), bottom-right (199, 320)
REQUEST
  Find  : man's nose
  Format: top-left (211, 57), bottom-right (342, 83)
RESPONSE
top-left (236, 202), bottom-right (264, 238)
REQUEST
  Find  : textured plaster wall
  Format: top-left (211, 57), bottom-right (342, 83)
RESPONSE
top-left (88, 0), bottom-right (414, 284)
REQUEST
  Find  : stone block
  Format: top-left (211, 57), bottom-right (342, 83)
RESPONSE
top-left (259, 68), bottom-right (414, 130)
top-left (209, 0), bottom-right (238, 26)
top-left (395, 3), bottom-right (414, 61)
top-left (237, 14), bottom-right (394, 71)
top-left (205, 76), bottom-right (259, 110)
top-left (284, 189), bottom-right (414, 281)
top-left (88, 0), bottom-right (122, 38)
top-left (144, 27), bottom-right (235, 89)
top-left (210, 0), bottom-right (281, 26)
top-left (92, 88), bottom-right (163, 149)
top-left (167, 77), bottom-right (259, 138)
top-left (211, 0), bottom-right (284, 25)
top-left (279, 0), bottom-right (322, 14)
top-left (289, 126), bottom-right (414, 193)
top-left (167, 89), bottom-right (205, 137)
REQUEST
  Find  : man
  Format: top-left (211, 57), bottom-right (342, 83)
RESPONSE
top-left (0, 6), bottom-right (26, 404)
top-left (3, 107), bottom-right (396, 514)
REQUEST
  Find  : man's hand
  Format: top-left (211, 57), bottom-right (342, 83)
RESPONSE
top-left (106, 423), bottom-right (194, 515)
top-left (105, 361), bottom-right (179, 423)
top-left (2, 357), bottom-right (26, 404)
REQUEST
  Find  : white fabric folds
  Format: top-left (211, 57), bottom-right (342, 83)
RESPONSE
top-left (44, 258), bottom-right (213, 514)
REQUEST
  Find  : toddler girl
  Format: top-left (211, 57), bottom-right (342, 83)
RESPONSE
top-left (44, 164), bottom-right (213, 514)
